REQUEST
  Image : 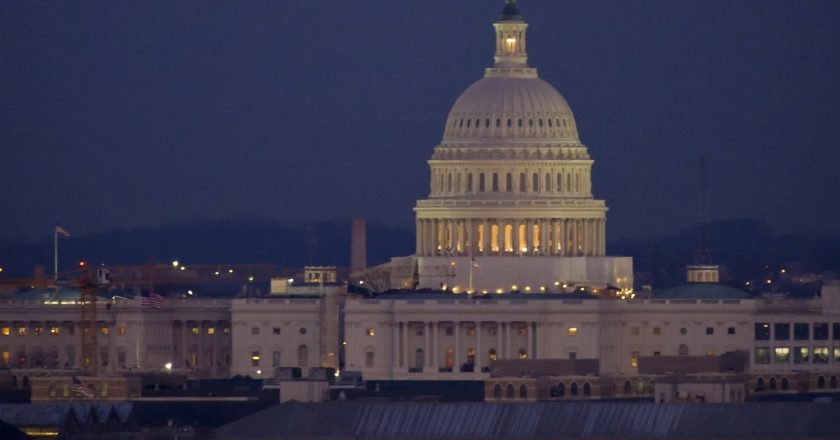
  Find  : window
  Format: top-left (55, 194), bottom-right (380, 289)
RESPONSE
top-left (505, 173), bottom-right (512, 192)
top-left (251, 327), bottom-right (259, 335)
top-left (272, 351), bottom-right (281, 367)
top-left (366, 327), bottom-right (376, 336)
top-left (118, 326), bottom-right (126, 336)
top-left (728, 327), bottom-right (736, 335)
top-left (623, 381), bottom-right (632, 395)
top-left (467, 327), bottom-right (475, 336)
top-left (250, 351), bottom-right (260, 367)
top-left (754, 347), bottom-right (771, 364)
top-left (814, 323), bottom-right (829, 340)
top-left (488, 348), bottom-right (497, 362)
top-left (835, 347), bottom-right (840, 363)
top-left (479, 173), bottom-right (485, 192)
top-left (817, 376), bottom-right (826, 389)
top-left (467, 174), bottom-right (473, 192)
top-left (190, 327), bottom-right (199, 335)
top-left (518, 327), bottom-right (528, 336)
top-left (519, 173), bottom-right (526, 192)
top-left (631, 327), bottom-right (639, 336)
top-left (774, 347), bottom-right (790, 363)
top-left (705, 327), bottom-right (714, 335)
top-left (793, 323), bottom-right (809, 340)
top-left (532, 173), bottom-right (539, 192)
top-left (518, 348), bottom-right (527, 360)
top-left (519, 384), bottom-right (528, 399)
top-left (567, 327), bottom-right (578, 337)
top-left (15, 326), bottom-right (26, 336)
top-left (774, 323), bottom-right (790, 340)
top-left (493, 384), bottom-right (502, 398)
top-left (583, 383), bottom-right (591, 397)
top-left (445, 327), bottom-right (454, 336)
top-left (653, 351), bottom-right (661, 356)
top-left (223, 327), bottom-right (231, 334)
top-left (754, 323), bottom-right (770, 340)
top-left (631, 351), bottom-right (639, 368)
top-left (794, 347), bottom-right (809, 364)
top-left (492, 173), bottom-right (499, 192)
top-left (506, 384), bottom-right (514, 398)
top-left (33, 326), bottom-right (43, 336)
top-left (680, 327), bottom-right (687, 335)
top-left (652, 327), bottom-right (661, 336)
top-left (117, 349), bottom-right (126, 367)
top-left (814, 347), bottom-right (829, 364)
top-left (49, 326), bottom-right (60, 335)
top-left (1, 327), bottom-right (9, 336)
top-left (569, 352), bottom-right (577, 359)
top-left (297, 344), bottom-right (308, 368)
top-left (100, 326), bottom-right (109, 336)
top-left (833, 323), bottom-right (840, 340)
top-left (299, 327), bottom-right (307, 335)
top-left (365, 351), bottom-right (375, 368)
top-left (570, 383), bottom-right (578, 396)
top-left (207, 327), bottom-right (215, 335)
top-left (678, 344), bottom-right (689, 356)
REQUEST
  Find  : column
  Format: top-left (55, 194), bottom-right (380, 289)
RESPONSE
top-left (392, 322), bottom-right (399, 371)
top-left (526, 219), bottom-right (533, 254)
top-left (431, 322), bottom-right (438, 370)
top-left (481, 220), bottom-right (489, 256)
top-left (466, 219), bottom-right (474, 257)
top-left (600, 219), bottom-right (607, 255)
top-left (476, 322), bottom-right (482, 372)
top-left (402, 322), bottom-right (408, 369)
top-left (505, 322), bottom-right (511, 359)
top-left (416, 219), bottom-right (422, 255)
top-left (513, 220), bottom-right (521, 254)
top-left (570, 220), bottom-right (578, 256)
top-left (454, 322), bottom-right (461, 371)
top-left (496, 323), bottom-right (502, 360)
top-left (534, 322), bottom-right (541, 359)
top-left (424, 322), bottom-right (430, 370)
top-left (528, 322), bottom-right (534, 359)
top-left (540, 219), bottom-right (548, 255)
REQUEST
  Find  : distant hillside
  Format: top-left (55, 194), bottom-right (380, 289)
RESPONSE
top-left (1, 218), bottom-right (837, 286)
top-left (0, 219), bottom-right (414, 278)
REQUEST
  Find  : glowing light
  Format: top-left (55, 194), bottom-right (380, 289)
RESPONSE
top-left (496, 289), bottom-right (503, 294)
top-left (554, 281), bottom-right (560, 286)
top-left (228, 268), bottom-right (234, 274)
top-left (780, 269), bottom-right (786, 274)
top-left (78, 260), bottom-right (87, 267)
top-left (539, 286), bottom-right (546, 292)
top-left (511, 285), bottom-right (518, 290)
top-left (0, 267), bottom-right (4, 273)
top-left (524, 286), bottom-right (531, 292)
top-left (334, 369), bottom-right (340, 378)
top-left (248, 276), bottom-right (255, 282)
top-left (214, 271), bottom-right (220, 276)
top-left (164, 362), bottom-right (172, 370)
top-left (358, 280), bottom-right (364, 285)
top-left (562, 284), bottom-right (568, 289)
top-left (187, 290), bottom-right (193, 295)
top-left (256, 369), bottom-right (262, 375)
top-left (766, 279), bottom-right (772, 284)
top-left (179, 266), bottom-right (186, 271)
top-left (171, 260), bottom-right (179, 268)
top-left (481, 290), bottom-right (488, 294)
top-left (450, 261), bottom-right (456, 267)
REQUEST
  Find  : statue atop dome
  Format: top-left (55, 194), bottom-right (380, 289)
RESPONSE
top-left (501, 0), bottom-right (522, 20)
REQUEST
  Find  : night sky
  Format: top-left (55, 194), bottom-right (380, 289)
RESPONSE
top-left (2, 0), bottom-right (839, 241)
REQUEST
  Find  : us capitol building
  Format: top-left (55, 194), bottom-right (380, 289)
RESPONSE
top-left (0, 1), bottom-right (838, 403)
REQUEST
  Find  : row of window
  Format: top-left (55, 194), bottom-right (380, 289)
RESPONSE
top-left (249, 345), bottom-right (308, 369)
top-left (754, 375), bottom-right (839, 391)
top-left (251, 326), bottom-right (305, 336)
top-left (754, 346), bottom-right (840, 364)
top-left (450, 116), bottom-right (571, 130)
top-left (432, 170), bottom-right (585, 195)
top-left (388, 326), bottom-right (579, 337)
top-left (754, 322), bottom-right (840, 341)
top-left (1, 325), bottom-right (127, 336)
top-left (631, 326), bottom-right (737, 337)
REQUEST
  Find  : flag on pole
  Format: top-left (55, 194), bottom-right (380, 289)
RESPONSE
top-left (55, 226), bottom-right (70, 237)
top-left (71, 376), bottom-right (94, 399)
top-left (140, 292), bottom-right (166, 310)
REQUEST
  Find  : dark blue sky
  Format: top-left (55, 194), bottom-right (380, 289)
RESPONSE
top-left (2, 0), bottom-right (839, 241)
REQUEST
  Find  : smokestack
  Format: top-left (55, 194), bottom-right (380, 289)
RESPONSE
top-left (351, 218), bottom-right (367, 274)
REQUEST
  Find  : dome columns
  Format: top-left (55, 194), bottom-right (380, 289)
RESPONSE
top-left (493, 21), bottom-right (528, 68)
top-left (415, 217), bottom-right (606, 258)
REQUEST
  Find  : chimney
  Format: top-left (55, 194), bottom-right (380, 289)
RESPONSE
top-left (351, 218), bottom-right (367, 274)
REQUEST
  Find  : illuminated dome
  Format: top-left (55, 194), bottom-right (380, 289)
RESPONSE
top-left (442, 76), bottom-right (580, 144)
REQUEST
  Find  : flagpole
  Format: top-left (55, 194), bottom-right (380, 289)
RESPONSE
top-left (54, 226), bottom-right (58, 281)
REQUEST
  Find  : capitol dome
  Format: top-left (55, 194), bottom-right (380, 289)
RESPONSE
top-left (442, 76), bottom-right (580, 144)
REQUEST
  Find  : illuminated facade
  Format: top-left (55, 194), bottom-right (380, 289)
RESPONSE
top-left (393, 1), bottom-right (632, 293)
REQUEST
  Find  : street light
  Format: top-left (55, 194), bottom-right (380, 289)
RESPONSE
top-left (164, 362), bottom-right (172, 371)
top-left (171, 260), bottom-right (179, 268)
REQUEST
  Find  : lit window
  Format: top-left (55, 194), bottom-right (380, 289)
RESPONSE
top-left (754, 323), bottom-right (770, 340)
top-left (207, 327), bottom-right (215, 335)
top-left (814, 347), bottom-right (829, 364)
top-left (251, 351), bottom-right (260, 367)
top-left (49, 326), bottom-right (60, 335)
top-left (794, 347), bottom-right (809, 364)
top-left (774, 347), bottom-right (790, 363)
top-left (223, 327), bottom-right (231, 334)
top-left (631, 351), bottom-right (639, 368)
top-left (366, 327), bottom-right (376, 337)
top-left (99, 326), bottom-right (109, 336)
top-left (568, 327), bottom-right (578, 337)
top-left (118, 327), bottom-right (126, 336)
top-left (1, 327), bottom-right (9, 336)
top-left (191, 327), bottom-right (199, 335)
top-left (34, 326), bottom-right (43, 336)
top-left (833, 347), bottom-right (840, 363)
top-left (518, 348), bottom-right (528, 360)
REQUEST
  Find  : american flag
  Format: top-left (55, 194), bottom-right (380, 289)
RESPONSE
top-left (140, 292), bottom-right (166, 310)
top-left (71, 376), bottom-right (94, 399)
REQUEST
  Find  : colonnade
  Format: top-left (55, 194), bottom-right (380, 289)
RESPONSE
top-left (416, 217), bottom-right (605, 257)
top-left (391, 320), bottom-right (540, 373)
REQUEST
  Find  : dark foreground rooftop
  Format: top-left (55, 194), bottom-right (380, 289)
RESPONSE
top-left (215, 401), bottom-right (840, 439)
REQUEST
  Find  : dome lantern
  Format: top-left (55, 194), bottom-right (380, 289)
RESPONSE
top-left (493, 1), bottom-right (528, 68)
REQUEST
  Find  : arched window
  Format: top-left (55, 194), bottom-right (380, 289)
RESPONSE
top-left (557, 173), bottom-right (562, 192)
top-left (297, 345), bottom-right (308, 368)
top-left (519, 384), bottom-right (528, 398)
top-left (769, 377), bottom-right (777, 390)
top-left (831, 376), bottom-right (838, 389)
top-left (755, 377), bottom-right (765, 391)
top-left (485, 118), bottom-right (490, 128)
top-left (538, 119), bottom-right (543, 127)
top-left (506, 384), bottom-right (515, 399)
top-left (507, 118), bottom-right (512, 128)
top-left (556, 383), bottom-right (565, 397)
top-left (517, 118), bottom-right (523, 128)
top-left (583, 383), bottom-right (591, 397)
top-left (479, 173), bottom-right (486, 192)
top-left (459, 119), bottom-right (464, 128)
top-left (528, 119), bottom-right (533, 128)
top-left (488, 348), bottom-right (497, 362)
top-left (447, 174), bottom-right (452, 193)
top-left (623, 381), bottom-right (632, 395)
top-left (678, 344), bottom-right (689, 356)
top-left (519, 173), bottom-right (527, 192)
top-left (566, 174), bottom-right (571, 192)
top-left (492, 173), bottom-right (499, 192)
top-left (490, 224), bottom-right (500, 253)
top-left (548, 118), bottom-right (553, 127)
top-left (532, 173), bottom-right (539, 192)
top-left (493, 384), bottom-right (502, 398)
top-left (467, 174), bottom-right (473, 193)
top-left (475, 119), bottom-right (480, 128)
top-left (466, 119), bottom-right (471, 128)
top-left (817, 376), bottom-right (826, 389)
top-left (570, 382), bottom-right (578, 396)
top-left (496, 118), bottom-right (501, 128)
top-left (456, 174), bottom-right (461, 193)
top-left (575, 173), bottom-right (580, 193)
top-left (781, 377), bottom-right (789, 391)
top-left (505, 173), bottom-right (512, 192)
top-left (545, 173), bottom-right (551, 192)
